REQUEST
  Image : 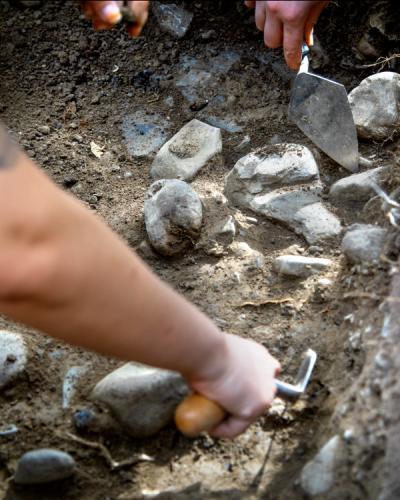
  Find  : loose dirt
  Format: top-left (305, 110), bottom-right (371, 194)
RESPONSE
top-left (0, 1), bottom-right (399, 499)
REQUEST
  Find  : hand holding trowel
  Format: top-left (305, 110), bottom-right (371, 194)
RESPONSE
top-left (175, 349), bottom-right (317, 437)
top-left (289, 43), bottom-right (359, 172)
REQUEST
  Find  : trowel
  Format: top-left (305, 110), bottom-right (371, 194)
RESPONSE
top-left (288, 45), bottom-right (358, 173)
top-left (175, 349), bottom-right (317, 437)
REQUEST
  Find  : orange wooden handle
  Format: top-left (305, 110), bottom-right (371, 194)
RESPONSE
top-left (174, 394), bottom-right (226, 437)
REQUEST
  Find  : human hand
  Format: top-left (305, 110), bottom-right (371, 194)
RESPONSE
top-left (245, 1), bottom-right (329, 70)
top-left (81, 0), bottom-right (149, 37)
top-left (188, 333), bottom-right (280, 438)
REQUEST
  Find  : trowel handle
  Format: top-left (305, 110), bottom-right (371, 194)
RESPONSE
top-left (175, 380), bottom-right (293, 437)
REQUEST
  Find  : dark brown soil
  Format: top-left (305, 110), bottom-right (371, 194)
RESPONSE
top-left (0, 1), bottom-right (399, 499)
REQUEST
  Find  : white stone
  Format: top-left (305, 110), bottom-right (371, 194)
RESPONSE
top-left (342, 224), bottom-right (388, 263)
top-left (348, 72), bottom-right (400, 140)
top-left (300, 435), bottom-right (341, 496)
top-left (225, 144), bottom-right (319, 205)
top-left (151, 119), bottom-right (222, 181)
top-left (92, 363), bottom-right (188, 438)
top-left (144, 179), bottom-right (203, 256)
top-left (211, 216), bottom-right (236, 241)
top-left (330, 167), bottom-right (386, 202)
top-left (0, 331), bottom-right (27, 390)
top-left (14, 449), bottom-right (75, 485)
top-left (273, 255), bottom-right (332, 278)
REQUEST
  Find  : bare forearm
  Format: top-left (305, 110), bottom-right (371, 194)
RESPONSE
top-left (0, 144), bottom-right (225, 382)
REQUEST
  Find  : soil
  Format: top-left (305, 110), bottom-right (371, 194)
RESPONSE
top-left (0, 1), bottom-right (399, 499)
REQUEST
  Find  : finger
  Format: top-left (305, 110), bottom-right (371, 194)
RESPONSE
top-left (304, 0), bottom-right (329, 46)
top-left (92, 0), bottom-right (122, 24)
top-left (80, 1), bottom-right (95, 20)
top-left (126, 0), bottom-right (149, 37)
top-left (210, 417), bottom-right (252, 439)
top-left (283, 22), bottom-right (303, 70)
top-left (92, 18), bottom-right (114, 30)
top-left (263, 11), bottom-right (283, 48)
top-left (244, 0), bottom-right (256, 8)
top-left (254, 1), bottom-right (266, 32)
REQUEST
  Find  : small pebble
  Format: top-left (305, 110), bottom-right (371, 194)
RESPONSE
top-left (38, 125), bottom-right (50, 135)
top-left (14, 449), bottom-right (75, 485)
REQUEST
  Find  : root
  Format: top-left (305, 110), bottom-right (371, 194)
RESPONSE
top-left (57, 431), bottom-right (153, 471)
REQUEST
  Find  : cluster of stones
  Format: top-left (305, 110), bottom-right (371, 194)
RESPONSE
top-left (1, 70), bottom-right (398, 489)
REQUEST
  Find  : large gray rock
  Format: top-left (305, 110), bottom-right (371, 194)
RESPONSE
top-left (225, 144), bottom-right (320, 204)
top-left (144, 179), bottom-right (203, 256)
top-left (248, 187), bottom-right (341, 244)
top-left (92, 363), bottom-right (189, 438)
top-left (300, 435), bottom-right (341, 496)
top-left (330, 167), bottom-right (386, 202)
top-left (273, 255), bottom-right (332, 278)
top-left (0, 331), bottom-right (27, 390)
top-left (151, 3), bottom-right (193, 39)
top-left (14, 449), bottom-right (75, 485)
top-left (342, 224), bottom-right (388, 263)
top-left (348, 72), bottom-right (400, 140)
top-left (151, 119), bottom-right (222, 181)
top-left (225, 144), bottom-right (341, 244)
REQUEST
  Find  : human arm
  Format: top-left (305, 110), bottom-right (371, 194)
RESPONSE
top-left (245, 1), bottom-right (329, 69)
top-left (0, 125), bottom-right (279, 437)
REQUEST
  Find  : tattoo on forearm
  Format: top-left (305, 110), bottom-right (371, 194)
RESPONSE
top-left (0, 124), bottom-right (19, 169)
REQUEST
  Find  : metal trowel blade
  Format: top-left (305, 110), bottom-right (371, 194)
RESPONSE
top-left (289, 70), bottom-right (359, 173)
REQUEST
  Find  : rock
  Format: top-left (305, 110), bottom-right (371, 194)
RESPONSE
top-left (14, 449), bottom-right (75, 485)
top-left (273, 255), bottom-right (332, 278)
top-left (151, 119), bottom-right (222, 181)
top-left (224, 144), bottom-right (340, 243)
top-left (225, 144), bottom-right (320, 202)
top-left (144, 179), bottom-right (203, 256)
top-left (122, 111), bottom-right (171, 158)
top-left (230, 242), bottom-right (265, 269)
top-left (348, 72), bottom-right (400, 140)
top-left (300, 436), bottom-right (341, 496)
top-left (152, 3), bottom-right (193, 38)
top-left (91, 362), bottom-right (188, 437)
top-left (0, 331), bottom-right (27, 390)
top-left (342, 224), bottom-right (388, 263)
top-left (329, 167), bottom-right (386, 202)
top-left (62, 365), bottom-right (88, 409)
top-left (211, 216), bottom-right (236, 242)
top-left (38, 125), bottom-right (50, 135)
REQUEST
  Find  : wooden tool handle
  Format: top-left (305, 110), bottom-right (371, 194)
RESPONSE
top-left (174, 394), bottom-right (226, 437)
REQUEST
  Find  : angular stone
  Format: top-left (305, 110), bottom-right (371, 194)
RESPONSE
top-left (152, 3), bottom-right (193, 39)
top-left (224, 144), bottom-right (340, 244)
top-left (330, 167), bottom-right (386, 202)
top-left (14, 449), bottom-right (75, 485)
top-left (300, 436), bottom-right (341, 496)
top-left (342, 224), bottom-right (388, 263)
top-left (348, 72), bottom-right (400, 140)
top-left (249, 188), bottom-right (341, 244)
top-left (0, 331), bottom-right (27, 390)
top-left (144, 179), bottom-right (203, 256)
top-left (92, 363), bottom-right (189, 438)
top-left (121, 111), bottom-right (170, 158)
top-left (273, 255), bottom-right (332, 278)
top-left (225, 144), bottom-right (320, 205)
top-left (151, 119), bottom-right (222, 181)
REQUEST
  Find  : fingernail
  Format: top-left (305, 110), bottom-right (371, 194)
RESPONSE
top-left (309, 29), bottom-right (314, 46)
top-left (101, 3), bottom-right (122, 24)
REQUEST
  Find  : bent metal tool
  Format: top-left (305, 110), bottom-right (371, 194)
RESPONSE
top-left (289, 44), bottom-right (358, 173)
top-left (175, 349), bottom-right (317, 437)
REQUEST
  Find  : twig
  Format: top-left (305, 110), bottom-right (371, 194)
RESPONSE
top-left (357, 54), bottom-right (400, 71)
top-left (236, 297), bottom-right (294, 307)
top-left (58, 431), bottom-right (153, 471)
